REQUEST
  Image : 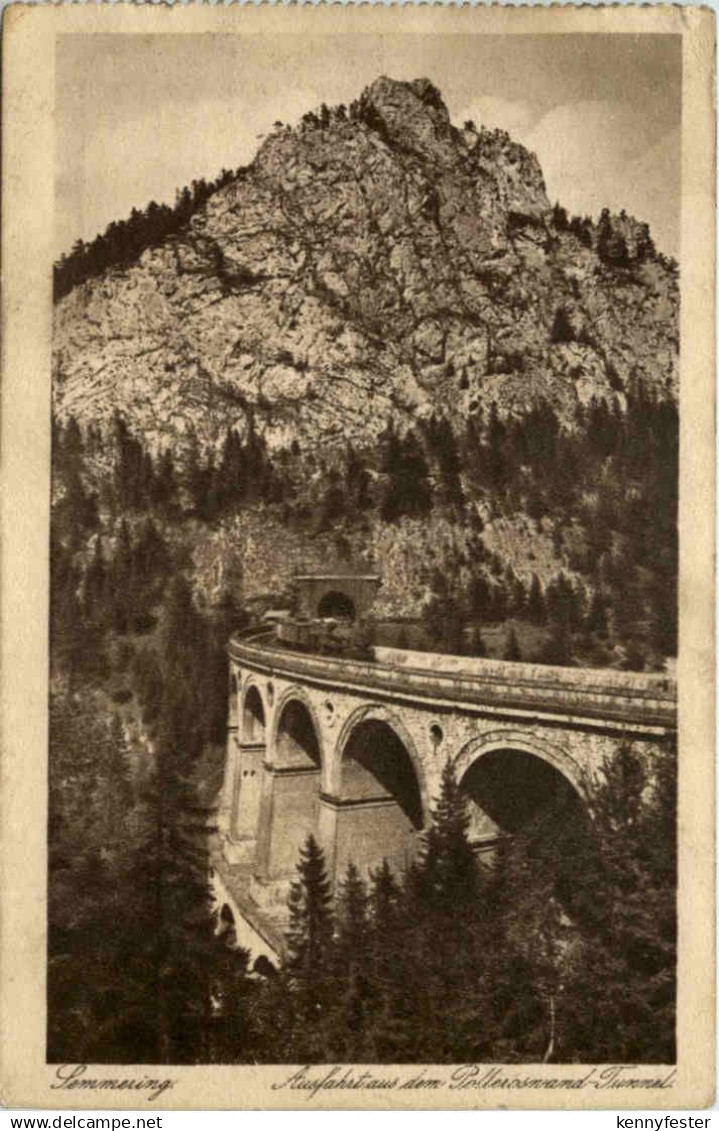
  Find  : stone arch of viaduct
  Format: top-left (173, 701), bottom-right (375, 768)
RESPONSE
top-left (219, 637), bottom-right (677, 918)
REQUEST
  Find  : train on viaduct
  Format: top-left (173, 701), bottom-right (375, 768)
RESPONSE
top-left (212, 574), bottom-right (677, 963)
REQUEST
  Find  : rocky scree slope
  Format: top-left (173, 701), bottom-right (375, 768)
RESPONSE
top-left (53, 77), bottom-right (678, 452)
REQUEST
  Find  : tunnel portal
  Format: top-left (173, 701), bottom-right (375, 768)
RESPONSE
top-left (317, 590), bottom-right (356, 622)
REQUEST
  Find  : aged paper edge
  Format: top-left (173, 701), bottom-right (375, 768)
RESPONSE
top-left (1, 2), bottom-right (715, 1111)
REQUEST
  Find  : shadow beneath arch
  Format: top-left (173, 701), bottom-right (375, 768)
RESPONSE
top-left (461, 748), bottom-right (581, 834)
top-left (329, 718), bottom-right (425, 884)
top-left (460, 748), bottom-right (599, 922)
top-left (276, 699), bottom-right (321, 769)
top-left (343, 719), bottom-right (423, 830)
top-left (242, 685), bottom-right (266, 744)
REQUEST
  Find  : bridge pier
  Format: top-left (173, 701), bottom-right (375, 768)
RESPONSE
top-left (465, 805), bottom-right (502, 848)
top-left (319, 792), bottom-right (420, 886)
top-left (218, 729), bottom-right (238, 841)
top-left (223, 741), bottom-right (265, 864)
top-left (250, 762), bottom-right (322, 915)
top-left (218, 677), bottom-right (240, 844)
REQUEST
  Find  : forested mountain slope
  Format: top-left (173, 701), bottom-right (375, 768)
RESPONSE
top-left (48, 76), bottom-right (679, 1067)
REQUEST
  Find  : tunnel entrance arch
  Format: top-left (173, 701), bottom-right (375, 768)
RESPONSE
top-left (323, 713), bottom-right (425, 884)
top-left (317, 590), bottom-right (356, 622)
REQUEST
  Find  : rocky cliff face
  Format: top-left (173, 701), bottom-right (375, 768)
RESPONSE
top-left (53, 76), bottom-right (678, 451)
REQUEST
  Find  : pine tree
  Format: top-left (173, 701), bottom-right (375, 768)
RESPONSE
top-left (345, 444), bottom-right (373, 513)
top-left (585, 591), bottom-right (609, 637)
top-left (421, 762), bottom-right (479, 911)
top-left (395, 626), bottom-right (410, 650)
top-left (94, 713), bottom-right (133, 844)
top-left (62, 415), bottom-right (84, 471)
top-left (468, 573), bottom-right (492, 620)
top-left (217, 428), bottom-right (245, 510)
top-left (504, 626), bottom-right (522, 662)
top-left (539, 619), bottom-right (572, 666)
top-left (184, 428), bottom-right (206, 516)
top-left (550, 306), bottom-right (575, 344)
top-left (486, 402), bottom-right (506, 488)
top-left (560, 742), bottom-right (677, 1062)
top-left (110, 518), bottom-right (134, 633)
top-left (132, 646), bottom-right (164, 725)
top-left (48, 691), bottom-right (162, 1062)
top-left (83, 536), bottom-right (108, 628)
top-left (596, 207), bottom-right (613, 262)
top-left (50, 537), bottom-right (85, 679)
top-left (491, 582), bottom-right (508, 624)
top-left (402, 763), bottom-right (500, 1061)
top-left (283, 836), bottom-right (335, 1058)
top-left (335, 863), bottom-right (369, 969)
top-left (136, 518), bottom-right (169, 586)
top-left (546, 571), bottom-right (575, 630)
top-left (434, 418), bottom-right (464, 509)
top-left (361, 859), bottom-right (412, 1059)
top-left (381, 426), bottom-right (432, 521)
top-left (114, 414), bottom-right (147, 510)
top-left (552, 202), bottom-right (569, 231)
top-left (369, 859), bottom-right (402, 947)
top-left (423, 593), bottom-right (464, 655)
top-left (468, 625), bottom-right (486, 657)
top-left (286, 835), bottom-right (334, 980)
top-left (491, 829), bottom-right (570, 1061)
top-left (330, 864), bottom-right (371, 1058)
top-left (511, 575), bottom-right (528, 620)
top-left (319, 469), bottom-right (346, 530)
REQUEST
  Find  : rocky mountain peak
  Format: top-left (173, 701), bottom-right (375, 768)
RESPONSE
top-left (52, 77), bottom-right (679, 455)
top-left (358, 76), bottom-right (455, 162)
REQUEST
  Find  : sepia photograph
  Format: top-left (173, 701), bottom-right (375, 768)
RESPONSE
top-left (1, 2), bottom-right (715, 1111)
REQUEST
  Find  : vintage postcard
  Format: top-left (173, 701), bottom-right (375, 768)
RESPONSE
top-left (1, 1), bottom-right (715, 1111)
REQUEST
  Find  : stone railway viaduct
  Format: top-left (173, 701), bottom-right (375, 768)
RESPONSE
top-left (214, 627), bottom-right (677, 960)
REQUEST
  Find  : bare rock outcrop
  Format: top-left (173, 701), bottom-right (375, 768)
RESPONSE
top-left (53, 77), bottom-right (678, 452)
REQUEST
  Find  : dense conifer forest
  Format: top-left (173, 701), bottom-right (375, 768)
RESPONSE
top-left (49, 389), bottom-right (677, 1064)
top-left (52, 377), bottom-right (678, 675)
top-left (49, 674), bottom-right (676, 1063)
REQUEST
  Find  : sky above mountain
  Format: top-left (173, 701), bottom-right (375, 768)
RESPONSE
top-left (56, 32), bottom-right (680, 260)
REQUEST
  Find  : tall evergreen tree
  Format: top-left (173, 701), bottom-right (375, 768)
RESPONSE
top-left (329, 864), bottom-right (371, 1058)
top-left (504, 625), bottom-right (522, 662)
top-left (560, 743), bottom-right (677, 1062)
top-left (433, 417), bottom-right (464, 509)
top-left (381, 427), bottom-right (432, 521)
top-left (420, 762), bottom-right (480, 911)
top-left (284, 835), bottom-right (335, 1058)
top-left (286, 835), bottom-right (334, 982)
